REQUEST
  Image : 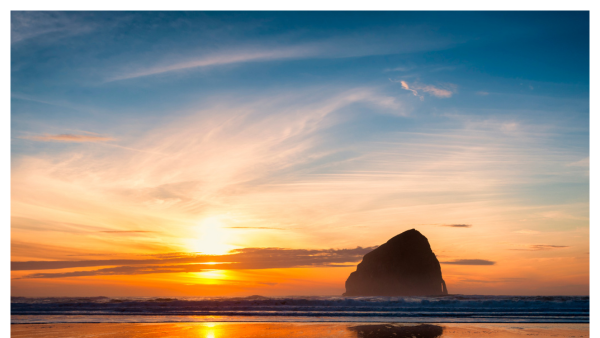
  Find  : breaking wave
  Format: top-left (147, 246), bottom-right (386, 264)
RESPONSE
top-left (11, 295), bottom-right (589, 324)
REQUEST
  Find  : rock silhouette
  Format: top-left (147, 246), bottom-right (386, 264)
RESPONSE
top-left (344, 229), bottom-right (448, 296)
top-left (348, 324), bottom-right (444, 338)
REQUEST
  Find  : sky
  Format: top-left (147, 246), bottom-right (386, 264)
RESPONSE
top-left (11, 11), bottom-right (589, 297)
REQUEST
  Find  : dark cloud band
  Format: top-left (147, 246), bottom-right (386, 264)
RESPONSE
top-left (440, 259), bottom-right (495, 265)
top-left (13, 247), bottom-right (376, 278)
top-left (441, 224), bottom-right (472, 228)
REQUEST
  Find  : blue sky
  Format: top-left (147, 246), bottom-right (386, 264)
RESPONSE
top-left (12, 12), bottom-right (589, 158)
top-left (11, 12), bottom-right (589, 296)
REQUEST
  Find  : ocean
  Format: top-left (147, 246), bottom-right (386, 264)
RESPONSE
top-left (11, 295), bottom-right (589, 324)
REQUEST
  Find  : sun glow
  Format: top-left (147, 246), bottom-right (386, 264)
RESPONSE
top-left (187, 217), bottom-right (235, 255)
top-left (191, 270), bottom-right (229, 285)
top-left (196, 270), bottom-right (227, 280)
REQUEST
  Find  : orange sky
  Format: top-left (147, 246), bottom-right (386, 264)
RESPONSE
top-left (11, 12), bottom-right (589, 297)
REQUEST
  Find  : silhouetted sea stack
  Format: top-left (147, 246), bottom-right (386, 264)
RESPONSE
top-left (344, 229), bottom-right (448, 296)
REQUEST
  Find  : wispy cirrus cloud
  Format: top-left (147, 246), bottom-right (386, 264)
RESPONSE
top-left (440, 259), bottom-right (495, 265)
top-left (105, 23), bottom-right (463, 83)
top-left (11, 84), bottom-right (588, 292)
top-left (107, 47), bottom-right (312, 82)
top-left (510, 245), bottom-right (569, 251)
top-left (11, 11), bottom-right (95, 43)
top-left (459, 277), bottom-right (524, 283)
top-left (383, 66), bottom-right (412, 72)
top-left (393, 80), bottom-right (455, 100)
top-left (24, 133), bottom-right (114, 142)
top-left (513, 230), bottom-right (540, 234)
top-left (567, 157), bottom-right (589, 167)
top-left (420, 85), bottom-right (454, 98)
top-left (225, 227), bottom-right (286, 230)
top-left (99, 230), bottom-right (156, 234)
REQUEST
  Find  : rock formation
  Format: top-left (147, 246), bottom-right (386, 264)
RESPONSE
top-left (343, 229), bottom-right (448, 296)
top-left (348, 324), bottom-right (444, 338)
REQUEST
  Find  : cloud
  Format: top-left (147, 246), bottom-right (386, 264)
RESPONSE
top-left (99, 230), bottom-right (156, 234)
top-left (24, 264), bottom-right (209, 278)
top-left (440, 259), bottom-right (495, 265)
top-left (225, 227), bottom-right (286, 230)
top-left (441, 224), bottom-right (472, 228)
top-left (459, 277), bottom-right (524, 283)
top-left (107, 48), bottom-right (311, 82)
top-left (399, 80), bottom-right (420, 97)
top-left (513, 230), bottom-right (540, 234)
top-left (11, 85), bottom-right (586, 280)
top-left (420, 85), bottom-right (453, 98)
top-left (476, 91), bottom-right (489, 96)
top-left (13, 246), bottom-right (376, 278)
top-left (567, 157), bottom-right (589, 167)
top-left (384, 66), bottom-right (412, 72)
top-left (24, 134), bottom-right (114, 142)
top-left (511, 245), bottom-right (569, 251)
top-left (392, 80), bottom-right (455, 100)
top-left (11, 12), bottom-right (95, 43)
top-left (105, 23), bottom-right (462, 82)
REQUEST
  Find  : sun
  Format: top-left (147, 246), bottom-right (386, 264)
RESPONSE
top-left (188, 216), bottom-right (235, 255)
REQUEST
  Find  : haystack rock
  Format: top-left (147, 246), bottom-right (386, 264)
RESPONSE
top-left (343, 229), bottom-right (448, 296)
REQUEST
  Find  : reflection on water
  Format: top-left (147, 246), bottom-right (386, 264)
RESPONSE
top-left (348, 324), bottom-right (444, 338)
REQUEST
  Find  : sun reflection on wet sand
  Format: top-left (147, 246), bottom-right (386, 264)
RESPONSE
top-left (202, 323), bottom-right (218, 338)
top-left (10, 323), bottom-right (589, 338)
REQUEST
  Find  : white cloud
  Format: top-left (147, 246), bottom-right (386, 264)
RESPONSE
top-left (392, 80), bottom-right (456, 100)
top-left (420, 85), bottom-right (453, 98)
top-left (383, 66), bottom-right (411, 72)
top-left (107, 47), bottom-right (313, 82)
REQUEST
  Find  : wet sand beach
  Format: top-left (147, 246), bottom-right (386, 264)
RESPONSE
top-left (11, 322), bottom-right (589, 338)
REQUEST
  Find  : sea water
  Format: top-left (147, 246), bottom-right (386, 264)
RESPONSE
top-left (11, 295), bottom-right (589, 324)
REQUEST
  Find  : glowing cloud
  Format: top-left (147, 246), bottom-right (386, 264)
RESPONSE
top-left (394, 80), bottom-right (456, 100)
top-left (513, 230), bottom-right (540, 234)
top-left (25, 133), bottom-right (114, 142)
top-left (511, 245), bottom-right (569, 251)
top-left (420, 85), bottom-right (453, 98)
top-left (441, 259), bottom-right (495, 265)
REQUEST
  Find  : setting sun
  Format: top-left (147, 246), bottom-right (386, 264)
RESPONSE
top-left (193, 270), bottom-right (229, 284)
top-left (188, 217), bottom-right (236, 255)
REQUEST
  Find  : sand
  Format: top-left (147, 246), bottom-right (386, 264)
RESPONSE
top-left (11, 322), bottom-right (589, 338)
